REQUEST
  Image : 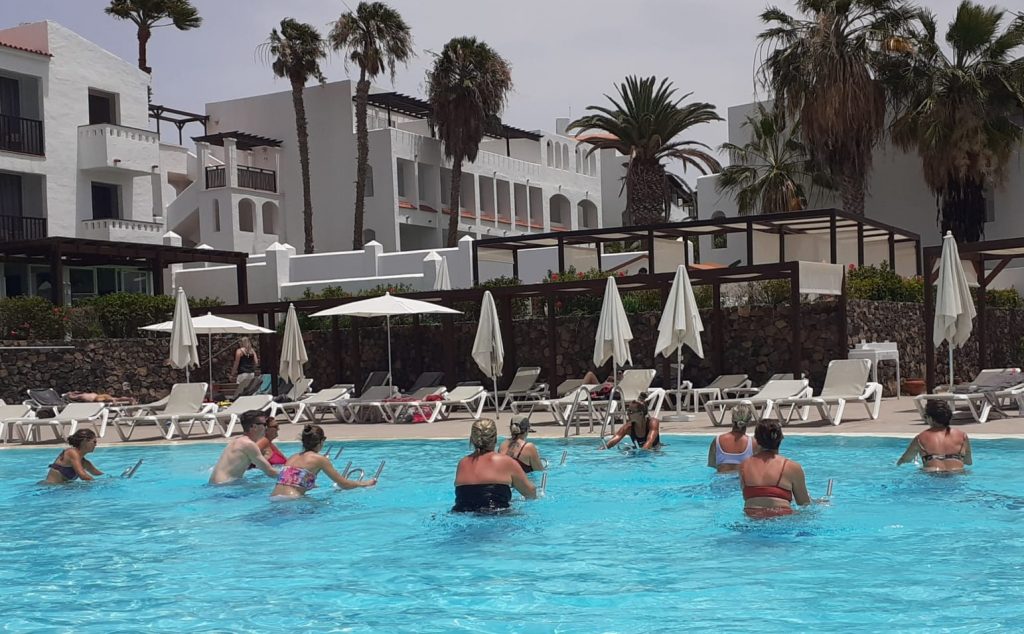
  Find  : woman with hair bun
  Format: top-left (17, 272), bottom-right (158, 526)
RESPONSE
top-left (44, 429), bottom-right (103, 484)
top-left (707, 402), bottom-right (758, 473)
top-left (453, 419), bottom-right (537, 513)
top-left (498, 415), bottom-right (544, 473)
top-left (739, 420), bottom-right (813, 517)
top-left (270, 424), bottom-right (376, 498)
top-left (897, 400), bottom-right (972, 472)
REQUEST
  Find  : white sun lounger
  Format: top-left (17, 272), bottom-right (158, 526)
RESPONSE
top-left (913, 368), bottom-right (1024, 424)
top-left (495, 367), bottom-right (547, 411)
top-left (111, 383), bottom-right (212, 441)
top-left (0, 404), bottom-right (33, 443)
top-left (596, 369), bottom-right (665, 435)
top-left (8, 403), bottom-right (110, 443)
top-left (194, 395), bottom-right (275, 437)
top-left (271, 386), bottom-right (352, 424)
top-left (385, 385), bottom-right (490, 423)
top-left (336, 386), bottom-right (403, 423)
top-left (512, 384), bottom-right (598, 436)
top-left (775, 360), bottom-right (881, 426)
top-left (672, 374), bottom-right (751, 412)
top-left (704, 379), bottom-right (811, 426)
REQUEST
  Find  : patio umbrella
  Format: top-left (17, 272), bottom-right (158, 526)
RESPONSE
top-left (934, 231), bottom-right (976, 386)
top-left (593, 276), bottom-right (633, 401)
top-left (472, 290), bottom-right (504, 411)
top-left (311, 292), bottom-right (461, 387)
top-left (167, 287), bottom-right (200, 382)
top-left (143, 312), bottom-right (272, 397)
top-left (279, 304), bottom-right (308, 384)
top-left (434, 255), bottom-right (452, 291)
top-left (655, 264), bottom-right (704, 419)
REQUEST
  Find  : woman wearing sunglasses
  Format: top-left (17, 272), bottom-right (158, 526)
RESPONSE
top-left (600, 398), bottom-right (662, 450)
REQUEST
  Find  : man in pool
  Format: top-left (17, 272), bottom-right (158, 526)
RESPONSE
top-left (209, 411), bottom-right (280, 485)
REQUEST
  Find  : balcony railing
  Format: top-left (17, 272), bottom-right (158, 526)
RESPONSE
top-left (0, 114), bottom-right (44, 156)
top-left (205, 165), bottom-right (277, 193)
top-left (237, 166), bottom-right (276, 192)
top-left (0, 214), bottom-right (46, 241)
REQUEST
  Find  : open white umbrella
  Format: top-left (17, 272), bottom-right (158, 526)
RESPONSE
top-left (279, 304), bottom-right (308, 384)
top-left (311, 292), bottom-right (461, 386)
top-left (434, 256), bottom-right (452, 291)
top-left (934, 231), bottom-right (976, 386)
top-left (473, 290), bottom-right (504, 411)
top-left (143, 311), bottom-right (272, 397)
top-left (167, 287), bottom-right (200, 381)
top-left (594, 276), bottom-right (633, 400)
top-left (656, 264), bottom-right (705, 420)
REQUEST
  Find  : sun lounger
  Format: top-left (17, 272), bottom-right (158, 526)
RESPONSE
top-left (704, 379), bottom-right (811, 426)
top-left (0, 404), bottom-right (33, 443)
top-left (9, 403), bottom-right (109, 442)
top-left (723, 374), bottom-right (795, 399)
top-left (512, 384), bottom-right (597, 435)
top-left (774, 360), bottom-right (880, 426)
top-left (24, 388), bottom-right (67, 416)
top-left (672, 374), bottom-right (751, 412)
top-left (111, 383), bottom-right (212, 441)
top-left (436, 384), bottom-right (489, 421)
top-left (495, 367), bottom-right (547, 411)
top-left (596, 369), bottom-right (665, 435)
top-left (913, 368), bottom-right (1024, 424)
top-left (359, 371), bottom-right (391, 395)
top-left (271, 386), bottom-right (352, 424)
top-left (198, 395), bottom-right (275, 437)
top-left (403, 372), bottom-right (445, 395)
top-left (335, 386), bottom-right (402, 423)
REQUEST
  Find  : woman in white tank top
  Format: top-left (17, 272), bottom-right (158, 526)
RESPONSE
top-left (707, 402), bottom-right (758, 473)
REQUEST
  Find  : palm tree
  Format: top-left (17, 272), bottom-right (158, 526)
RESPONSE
top-left (567, 76), bottom-right (722, 226)
top-left (259, 19), bottom-right (326, 254)
top-left (757, 0), bottom-right (918, 215)
top-left (885, 2), bottom-right (1024, 242)
top-left (329, 2), bottom-right (414, 250)
top-left (105, 0), bottom-right (201, 74)
top-left (426, 37), bottom-right (513, 247)
top-left (717, 104), bottom-right (830, 214)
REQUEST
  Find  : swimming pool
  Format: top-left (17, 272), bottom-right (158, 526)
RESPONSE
top-left (1, 434), bottom-right (1022, 632)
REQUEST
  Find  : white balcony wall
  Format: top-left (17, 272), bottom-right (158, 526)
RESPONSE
top-left (77, 124), bottom-right (160, 174)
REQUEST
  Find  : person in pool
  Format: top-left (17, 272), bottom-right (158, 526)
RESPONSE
top-left (209, 411), bottom-right (279, 485)
top-left (897, 399), bottom-right (972, 473)
top-left (43, 429), bottom-right (103, 483)
top-left (739, 420), bottom-right (813, 518)
top-left (453, 419), bottom-right (536, 513)
top-left (498, 415), bottom-right (544, 473)
top-left (256, 417), bottom-right (287, 467)
top-left (600, 398), bottom-right (661, 450)
top-left (270, 424), bottom-right (376, 498)
top-left (707, 402), bottom-right (758, 473)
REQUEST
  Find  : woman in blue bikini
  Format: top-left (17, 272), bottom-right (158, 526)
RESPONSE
top-left (44, 429), bottom-right (103, 484)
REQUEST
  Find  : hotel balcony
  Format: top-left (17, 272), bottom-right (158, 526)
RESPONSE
top-left (0, 214), bottom-right (46, 241)
top-left (78, 123), bottom-right (160, 174)
top-left (204, 165), bottom-right (277, 193)
top-left (0, 114), bottom-right (45, 156)
top-left (80, 217), bottom-right (165, 244)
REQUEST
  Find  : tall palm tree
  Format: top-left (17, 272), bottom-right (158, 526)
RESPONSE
top-left (717, 104), bottom-right (830, 214)
top-left (105, 0), bottom-right (201, 74)
top-left (758, 0), bottom-right (918, 215)
top-left (567, 76), bottom-right (722, 226)
top-left (885, 2), bottom-right (1024, 242)
top-left (259, 19), bottom-right (326, 254)
top-left (329, 2), bottom-right (414, 250)
top-left (426, 37), bottom-right (513, 247)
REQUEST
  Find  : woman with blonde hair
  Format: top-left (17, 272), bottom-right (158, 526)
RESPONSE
top-left (453, 419), bottom-right (536, 513)
top-left (231, 337), bottom-right (259, 384)
top-left (707, 402), bottom-right (758, 472)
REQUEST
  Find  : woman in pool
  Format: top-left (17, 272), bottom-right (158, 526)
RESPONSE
top-left (256, 418), bottom-right (287, 467)
top-left (897, 399), bottom-right (972, 473)
top-left (270, 424), bottom-right (375, 498)
top-left (43, 429), bottom-right (103, 483)
top-left (601, 399), bottom-right (661, 450)
top-left (707, 402), bottom-right (758, 472)
top-left (453, 419), bottom-right (536, 513)
top-left (739, 420), bottom-right (813, 518)
top-left (498, 415), bottom-right (544, 473)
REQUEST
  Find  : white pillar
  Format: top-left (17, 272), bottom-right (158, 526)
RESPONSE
top-left (363, 240), bottom-right (383, 277)
top-left (151, 166), bottom-right (164, 221)
top-left (224, 137), bottom-right (238, 188)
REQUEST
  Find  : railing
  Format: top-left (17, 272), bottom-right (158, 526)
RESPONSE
top-left (0, 114), bottom-right (44, 156)
top-left (0, 214), bottom-right (46, 241)
top-left (205, 165), bottom-right (225, 189)
top-left (237, 166), bottom-right (276, 192)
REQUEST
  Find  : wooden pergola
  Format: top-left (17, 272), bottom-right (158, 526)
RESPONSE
top-left (0, 238), bottom-right (249, 306)
top-left (923, 236), bottom-right (1024, 390)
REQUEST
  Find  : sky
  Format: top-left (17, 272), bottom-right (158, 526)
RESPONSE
top-left (5, 0), bottom-right (974, 168)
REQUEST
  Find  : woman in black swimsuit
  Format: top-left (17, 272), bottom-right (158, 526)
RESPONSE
top-left (897, 400), bottom-right (972, 472)
top-left (498, 415), bottom-right (544, 473)
top-left (601, 399), bottom-right (662, 450)
top-left (453, 419), bottom-right (536, 513)
top-left (44, 429), bottom-right (103, 484)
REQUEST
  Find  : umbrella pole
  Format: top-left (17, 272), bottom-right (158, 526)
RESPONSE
top-left (208, 333), bottom-right (213, 401)
top-left (493, 376), bottom-right (500, 413)
top-left (949, 345), bottom-right (954, 387)
top-left (676, 346), bottom-right (682, 417)
top-left (386, 315), bottom-right (393, 388)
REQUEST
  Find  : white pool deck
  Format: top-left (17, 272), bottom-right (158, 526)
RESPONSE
top-left (2, 397), bottom-right (1021, 449)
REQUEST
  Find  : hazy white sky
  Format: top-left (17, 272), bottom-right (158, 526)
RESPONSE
top-left (6, 0), bottom-right (974, 168)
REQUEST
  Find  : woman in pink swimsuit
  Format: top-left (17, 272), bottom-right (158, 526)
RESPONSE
top-left (270, 425), bottom-right (376, 498)
top-left (256, 419), bottom-right (287, 466)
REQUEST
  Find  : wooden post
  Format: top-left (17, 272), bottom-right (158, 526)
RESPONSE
top-left (745, 220), bottom-right (754, 266)
top-left (235, 260), bottom-right (248, 305)
top-left (790, 268), bottom-right (802, 377)
top-left (353, 318), bottom-right (363, 388)
top-left (888, 232), bottom-right (896, 268)
top-left (512, 249), bottom-right (519, 280)
top-left (837, 272), bottom-right (848, 360)
top-left (856, 224), bottom-right (865, 267)
top-left (472, 241), bottom-right (480, 287)
top-left (778, 230), bottom-right (785, 262)
top-left (978, 257), bottom-right (987, 371)
top-left (712, 282), bottom-right (723, 375)
top-left (924, 253), bottom-right (936, 391)
top-left (546, 291), bottom-right (559, 387)
top-left (332, 316), bottom-right (344, 384)
top-left (647, 229), bottom-right (655, 274)
top-left (441, 307), bottom-right (455, 386)
top-left (49, 243), bottom-right (64, 306)
top-left (151, 254), bottom-right (164, 296)
top-left (829, 212), bottom-right (838, 264)
top-left (267, 311), bottom-right (279, 392)
top-left (557, 237), bottom-right (565, 276)
top-left (596, 241), bottom-right (603, 272)
top-left (499, 295), bottom-right (516, 389)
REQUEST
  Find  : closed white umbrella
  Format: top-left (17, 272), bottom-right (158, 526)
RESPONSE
top-left (473, 290), bottom-right (504, 411)
top-left (593, 276), bottom-right (633, 401)
top-left (434, 256), bottom-right (452, 291)
top-left (934, 231), bottom-right (976, 386)
top-left (311, 292), bottom-right (461, 386)
top-left (656, 264), bottom-right (705, 420)
top-left (168, 287), bottom-right (200, 381)
top-left (279, 303), bottom-right (308, 384)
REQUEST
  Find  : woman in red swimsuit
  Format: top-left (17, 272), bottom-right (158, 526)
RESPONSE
top-left (739, 420), bottom-right (813, 518)
top-left (256, 418), bottom-right (287, 466)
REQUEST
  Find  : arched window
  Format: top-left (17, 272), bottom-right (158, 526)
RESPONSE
top-left (549, 193), bottom-right (571, 226)
top-left (239, 198), bottom-right (255, 232)
top-left (577, 199), bottom-right (599, 228)
top-left (261, 201), bottom-right (278, 235)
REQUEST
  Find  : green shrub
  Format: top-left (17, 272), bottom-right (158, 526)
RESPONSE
top-left (694, 285), bottom-right (713, 310)
top-left (746, 279), bottom-right (791, 306)
top-left (979, 288), bottom-right (1023, 309)
top-left (81, 292), bottom-right (223, 338)
top-left (847, 263), bottom-right (923, 303)
top-left (0, 296), bottom-right (67, 339)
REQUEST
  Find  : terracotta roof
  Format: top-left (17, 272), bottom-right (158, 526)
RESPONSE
top-left (0, 40), bottom-right (50, 57)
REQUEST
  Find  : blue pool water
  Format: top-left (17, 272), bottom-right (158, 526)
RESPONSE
top-left (1, 434), bottom-right (1023, 632)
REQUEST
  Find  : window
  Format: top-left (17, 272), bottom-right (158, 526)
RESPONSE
top-left (69, 268), bottom-right (96, 301)
top-left (396, 161), bottom-right (406, 198)
top-left (238, 199), bottom-right (255, 232)
top-left (0, 172), bottom-right (22, 215)
top-left (0, 76), bottom-right (20, 117)
top-left (120, 270), bottom-right (149, 294)
top-left (262, 202), bottom-right (277, 234)
top-left (88, 90), bottom-right (116, 125)
top-left (91, 182), bottom-right (120, 219)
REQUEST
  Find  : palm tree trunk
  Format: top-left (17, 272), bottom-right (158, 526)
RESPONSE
top-left (940, 177), bottom-right (986, 243)
top-left (627, 160), bottom-right (667, 226)
top-left (352, 71), bottom-right (370, 250)
top-left (839, 173), bottom-right (865, 215)
top-left (137, 25), bottom-right (152, 74)
top-left (290, 78), bottom-right (315, 254)
top-left (446, 158), bottom-right (463, 247)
